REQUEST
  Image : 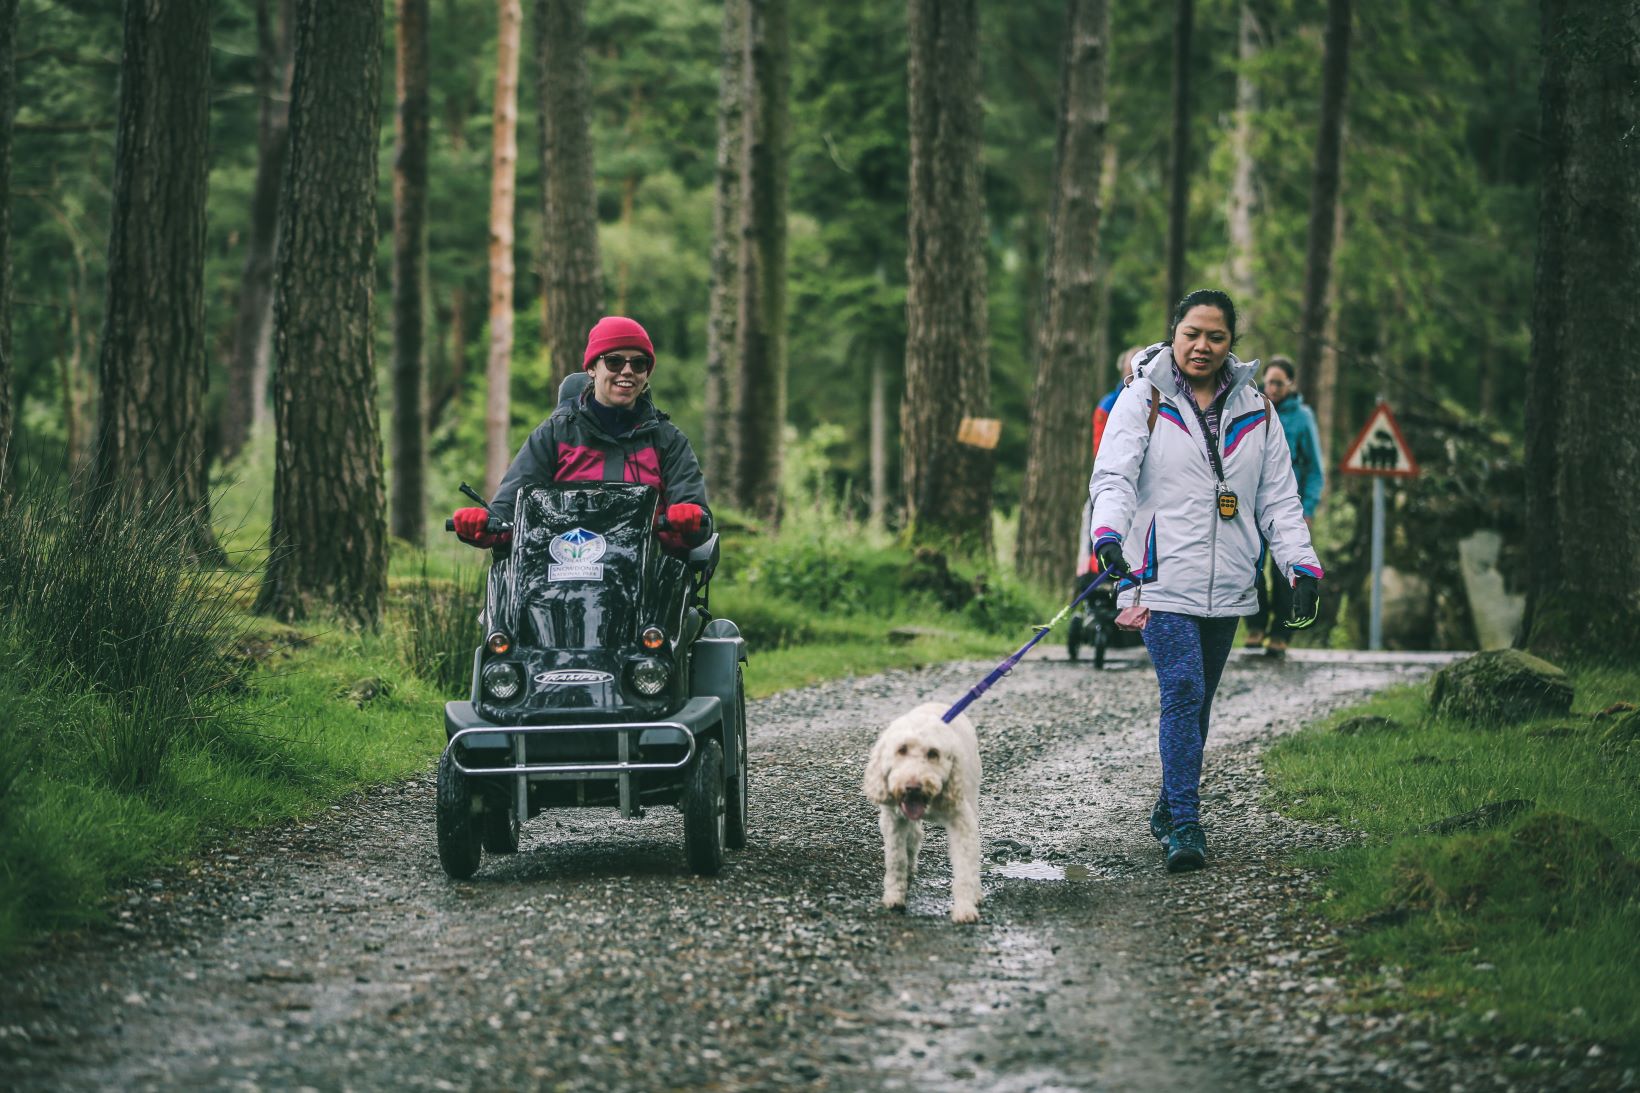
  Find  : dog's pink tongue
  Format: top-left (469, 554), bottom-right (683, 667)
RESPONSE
top-left (900, 797), bottom-right (927, 821)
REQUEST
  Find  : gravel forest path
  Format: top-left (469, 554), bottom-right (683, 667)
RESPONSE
top-left (7, 647), bottom-right (1556, 1093)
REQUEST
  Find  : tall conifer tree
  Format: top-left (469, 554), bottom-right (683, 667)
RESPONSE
top-left (391, 0), bottom-right (430, 544)
top-left (91, 0), bottom-right (216, 558)
top-left (903, 0), bottom-right (992, 550)
top-left (255, 0), bottom-right (386, 624)
top-left (1017, 0), bottom-right (1110, 587)
top-left (1522, 0), bottom-right (1640, 661)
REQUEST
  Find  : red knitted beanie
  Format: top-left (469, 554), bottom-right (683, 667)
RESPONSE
top-left (582, 316), bottom-right (655, 369)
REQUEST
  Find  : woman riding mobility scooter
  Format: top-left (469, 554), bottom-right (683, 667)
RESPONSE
top-left (438, 482), bottom-right (749, 879)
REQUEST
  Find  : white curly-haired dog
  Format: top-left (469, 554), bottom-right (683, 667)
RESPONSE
top-left (862, 702), bottom-right (983, 924)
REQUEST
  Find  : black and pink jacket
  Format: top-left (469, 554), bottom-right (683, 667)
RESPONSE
top-left (490, 388), bottom-right (712, 544)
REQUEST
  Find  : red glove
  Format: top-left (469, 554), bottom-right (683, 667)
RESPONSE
top-left (664, 503), bottom-right (705, 536)
top-left (452, 507), bottom-right (508, 548)
top-left (658, 502), bottom-right (707, 552)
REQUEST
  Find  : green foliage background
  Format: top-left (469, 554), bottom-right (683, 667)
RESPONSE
top-left (8, 0), bottom-right (1538, 516)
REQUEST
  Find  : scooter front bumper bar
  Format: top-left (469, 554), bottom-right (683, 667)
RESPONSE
top-left (442, 696), bottom-right (723, 819)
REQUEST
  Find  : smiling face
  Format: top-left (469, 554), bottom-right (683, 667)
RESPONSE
top-left (590, 352), bottom-right (652, 408)
top-left (1170, 305), bottom-right (1232, 386)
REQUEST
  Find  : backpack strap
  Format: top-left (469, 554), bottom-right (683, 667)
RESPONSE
top-left (1148, 384), bottom-right (1161, 434)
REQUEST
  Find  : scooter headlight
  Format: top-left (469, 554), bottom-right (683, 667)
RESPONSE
top-left (482, 661), bottom-right (522, 701)
top-left (628, 658), bottom-right (670, 697)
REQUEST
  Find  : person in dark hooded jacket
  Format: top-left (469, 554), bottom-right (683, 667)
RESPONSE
top-left (450, 316), bottom-right (712, 553)
top-left (1244, 355), bottom-right (1324, 655)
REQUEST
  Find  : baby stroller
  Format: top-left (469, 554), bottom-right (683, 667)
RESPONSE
top-left (1065, 498), bottom-right (1136, 667)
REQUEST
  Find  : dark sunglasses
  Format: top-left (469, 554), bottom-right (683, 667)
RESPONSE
top-left (600, 353), bottom-right (654, 375)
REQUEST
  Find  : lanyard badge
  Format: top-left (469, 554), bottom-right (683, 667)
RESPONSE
top-left (1185, 393), bottom-right (1239, 521)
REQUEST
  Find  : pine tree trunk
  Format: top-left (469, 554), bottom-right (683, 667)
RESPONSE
top-left (1521, 0), bottom-right (1640, 663)
top-left (704, 0), bottom-right (746, 500)
top-left (536, 0), bottom-right (605, 383)
top-left (219, 0), bottom-right (291, 465)
top-left (255, 0), bottom-right (386, 625)
top-left (869, 343), bottom-right (888, 530)
top-left (1297, 0), bottom-right (1351, 410)
top-left (390, 0), bottom-right (430, 544)
top-left (1092, 142), bottom-right (1118, 372)
top-left (732, 0), bottom-right (790, 524)
top-left (1225, 1), bottom-right (1258, 324)
top-left (1164, 0), bottom-right (1193, 310)
top-left (903, 0), bottom-right (992, 552)
top-left (1312, 195), bottom-right (1344, 461)
top-left (0, 0), bottom-right (14, 503)
top-left (91, 0), bottom-right (217, 560)
top-left (1017, 0), bottom-right (1109, 589)
top-left (483, 0), bottom-right (521, 497)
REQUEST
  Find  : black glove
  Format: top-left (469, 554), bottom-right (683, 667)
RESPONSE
top-left (1095, 541), bottom-right (1130, 579)
top-left (1290, 575), bottom-right (1320, 629)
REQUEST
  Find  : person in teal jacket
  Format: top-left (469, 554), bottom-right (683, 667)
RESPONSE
top-left (1246, 355), bottom-right (1324, 655)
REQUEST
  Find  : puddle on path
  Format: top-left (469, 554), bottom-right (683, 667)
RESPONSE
top-left (988, 860), bottom-right (1090, 881)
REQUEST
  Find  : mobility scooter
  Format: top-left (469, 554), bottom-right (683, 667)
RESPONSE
top-left (438, 482), bottom-right (748, 879)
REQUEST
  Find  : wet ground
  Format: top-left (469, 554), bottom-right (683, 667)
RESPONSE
top-left (2, 648), bottom-right (1622, 1091)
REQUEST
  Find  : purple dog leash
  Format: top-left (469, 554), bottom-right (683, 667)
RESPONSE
top-left (941, 566), bottom-right (1122, 724)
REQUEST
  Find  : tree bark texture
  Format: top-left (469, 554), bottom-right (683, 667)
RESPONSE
top-left (218, 0), bottom-right (291, 464)
top-left (1091, 142), bottom-right (1118, 377)
top-left (91, 0), bottom-right (216, 558)
top-left (704, 0), bottom-right (745, 499)
top-left (1312, 194), bottom-right (1344, 460)
top-left (255, 0), bottom-right (386, 625)
top-left (903, 0), bottom-right (992, 552)
top-left (0, 0), bottom-right (14, 503)
top-left (536, 0), bottom-right (605, 383)
top-left (391, 0), bottom-right (430, 544)
top-left (731, 0), bottom-right (790, 524)
top-left (483, 0), bottom-right (521, 497)
top-left (1522, 0), bottom-right (1640, 662)
top-left (1225, 1), bottom-right (1258, 327)
top-left (1297, 0), bottom-right (1351, 409)
top-left (1016, 0), bottom-right (1109, 589)
top-left (1164, 0), bottom-right (1193, 310)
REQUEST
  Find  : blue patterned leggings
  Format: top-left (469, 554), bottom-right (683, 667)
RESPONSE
top-left (1140, 611), bottom-right (1240, 827)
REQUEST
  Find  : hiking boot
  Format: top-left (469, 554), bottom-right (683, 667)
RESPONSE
top-left (1242, 629), bottom-right (1265, 650)
top-left (1263, 639), bottom-right (1288, 658)
top-left (1165, 822), bottom-right (1207, 873)
top-left (1149, 798), bottom-right (1172, 842)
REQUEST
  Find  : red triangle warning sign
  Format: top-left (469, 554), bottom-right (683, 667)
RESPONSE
top-left (1339, 403), bottom-right (1420, 478)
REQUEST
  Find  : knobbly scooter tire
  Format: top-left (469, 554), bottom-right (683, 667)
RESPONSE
top-left (436, 750), bottom-right (483, 880)
top-left (682, 738), bottom-right (726, 875)
top-left (1093, 622), bottom-right (1109, 669)
top-left (725, 666), bottom-right (749, 851)
top-left (1066, 615), bottom-right (1083, 661)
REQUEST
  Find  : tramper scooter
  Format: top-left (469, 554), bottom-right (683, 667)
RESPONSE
top-left (438, 481), bottom-right (748, 879)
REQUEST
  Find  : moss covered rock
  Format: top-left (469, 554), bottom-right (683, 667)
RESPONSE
top-left (1392, 811), bottom-right (1638, 928)
top-left (1429, 649), bottom-right (1573, 725)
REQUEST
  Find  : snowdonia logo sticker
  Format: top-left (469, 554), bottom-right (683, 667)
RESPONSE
top-left (547, 528), bottom-right (606, 581)
top-left (533, 669), bottom-right (615, 686)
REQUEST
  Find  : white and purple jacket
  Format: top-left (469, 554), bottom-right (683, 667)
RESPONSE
top-left (1088, 344), bottom-right (1322, 618)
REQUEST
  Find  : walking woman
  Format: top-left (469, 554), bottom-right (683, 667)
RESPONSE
top-left (1088, 290), bottom-right (1322, 872)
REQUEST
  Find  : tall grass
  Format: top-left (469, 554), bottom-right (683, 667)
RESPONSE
top-left (401, 563), bottom-right (487, 696)
top-left (0, 474), bottom-right (255, 790)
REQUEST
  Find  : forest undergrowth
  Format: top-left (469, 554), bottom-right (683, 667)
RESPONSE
top-left (1265, 669), bottom-right (1640, 1060)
